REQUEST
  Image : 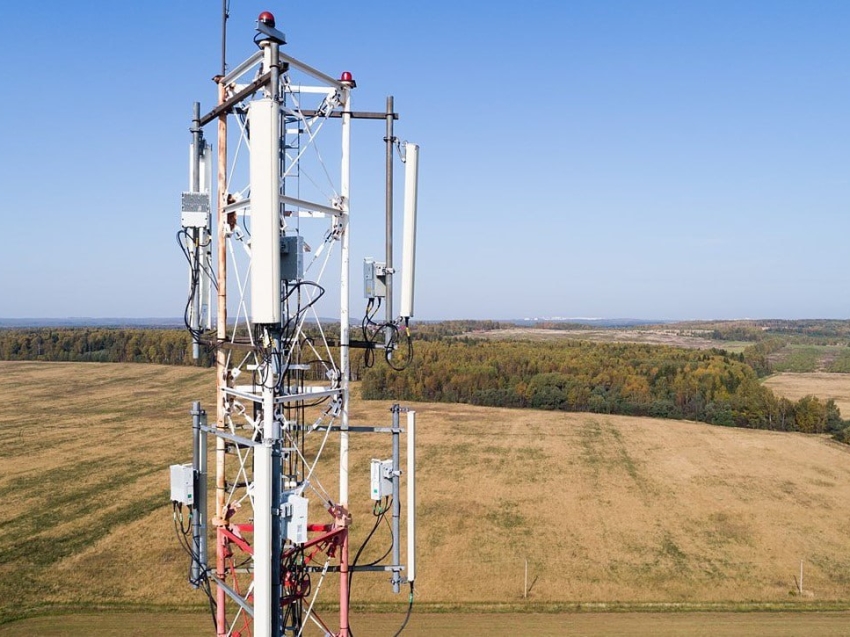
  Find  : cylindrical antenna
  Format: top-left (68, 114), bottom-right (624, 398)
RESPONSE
top-left (400, 143), bottom-right (419, 319)
top-left (407, 410), bottom-right (416, 583)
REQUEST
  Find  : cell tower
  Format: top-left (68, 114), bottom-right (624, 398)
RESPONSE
top-left (171, 11), bottom-right (419, 637)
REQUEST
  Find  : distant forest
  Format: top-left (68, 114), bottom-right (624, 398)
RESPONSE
top-left (1, 322), bottom-right (849, 439)
top-left (0, 328), bottom-right (211, 366)
top-left (362, 339), bottom-right (845, 435)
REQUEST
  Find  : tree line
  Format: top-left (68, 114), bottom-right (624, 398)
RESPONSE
top-left (1, 326), bottom-right (847, 437)
top-left (0, 327), bottom-right (367, 377)
top-left (362, 338), bottom-right (846, 435)
top-left (0, 328), bottom-right (210, 366)
top-left (685, 318), bottom-right (850, 342)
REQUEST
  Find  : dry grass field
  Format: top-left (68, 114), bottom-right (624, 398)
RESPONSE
top-left (763, 372), bottom-right (850, 415)
top-left (4, 361), bottom-right (850, 631)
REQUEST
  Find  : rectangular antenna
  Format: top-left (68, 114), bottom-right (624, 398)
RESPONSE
top-left (249, 98), bottom-right (282, 324)
top-left (400, 143), bottom-right (419, 319)
top-left (200, 143), bottom-right (212, 330)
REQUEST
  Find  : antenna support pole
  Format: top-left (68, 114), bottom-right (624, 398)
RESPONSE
top-left (385, 96), bottom-right (395, 339)
top-left (391, 405), bottom-right (402, 593)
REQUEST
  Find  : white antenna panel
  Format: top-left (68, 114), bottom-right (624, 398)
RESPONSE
top-left (249, 98), bottom-right (282, 324)
top-left (200, 143), bottom-right (212, 330)
top-left (400, 143), bottom-right (419, 319)
top-left (407, 411), bottom-right (417, 583)
top-left (200, 142), bottom-right (211, 194)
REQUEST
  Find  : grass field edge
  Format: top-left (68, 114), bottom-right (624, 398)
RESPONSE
top-left (6, 599), bottom-right (850, 627)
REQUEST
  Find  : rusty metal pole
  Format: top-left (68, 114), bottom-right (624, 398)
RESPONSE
top-left (215, 77), bottom-right (228, 637)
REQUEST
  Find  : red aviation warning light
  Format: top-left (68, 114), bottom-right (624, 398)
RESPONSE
top-left (258, 11), bottom-right (276, 27)
top-left (340, 71), bottom-right (356, 88)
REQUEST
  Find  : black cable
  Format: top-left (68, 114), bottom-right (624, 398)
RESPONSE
top-left (171, 503), bottom-right (217, 628)
top-left (179, 504), bottom-right (192, 535)
top-left (281, 545), bottom-right (311, 634)
top-left (361, 298), bottom-right (382, 368)
top-left (280, 282), bottom-right (325, 345)
top-left (348, 503), bottom-right (387, 586)
top-left (176, 230), bottom-right (202, 338)
top-left (362, 514), bottom-right (394, 567)
top-left (176, 229), bottom-right (217, 349)
top-left (264, 280), bottom-right (327, 397)
top-left (392, 582), bottom-right (414, 637)
top-left (176, 228), bottom-right (216, 286)
top-left (347, 496), bottom-right (391, 631)
top-left (358, 299), bottom-right (415, 371)
top-left (386, 319), bottom-right (414, 372)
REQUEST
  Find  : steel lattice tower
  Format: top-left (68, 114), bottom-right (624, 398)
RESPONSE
top-left (172, 11), bottom-right (419, 637)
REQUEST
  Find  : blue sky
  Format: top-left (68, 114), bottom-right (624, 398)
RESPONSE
top-left (1, 1), bottom-right (849, 321)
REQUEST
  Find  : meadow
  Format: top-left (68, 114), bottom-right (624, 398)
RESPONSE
top-left (764, 372), bottom-right (850, 415)
top-left (4, 361), bottom-right (850, 634)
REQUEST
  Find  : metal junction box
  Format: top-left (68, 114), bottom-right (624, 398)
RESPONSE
top-left (170, 463), bottom-right (195, 506)
top-left (181, 191), bottom-right (211, 228)
top-left (283, 493), bottom-right (309, 544)
top-left (370, 458), bottom-right (393, 500)
top-left (363, 258), bottom-right (387, 299)
top-left (281, 235), bottom-right (304, 281)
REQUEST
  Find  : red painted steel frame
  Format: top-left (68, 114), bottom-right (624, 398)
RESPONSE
top-left (218, 522), bottom-right (349, 635)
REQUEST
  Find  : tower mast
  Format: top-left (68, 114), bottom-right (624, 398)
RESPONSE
top-left (172, 12), bottom-right (420, 636)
